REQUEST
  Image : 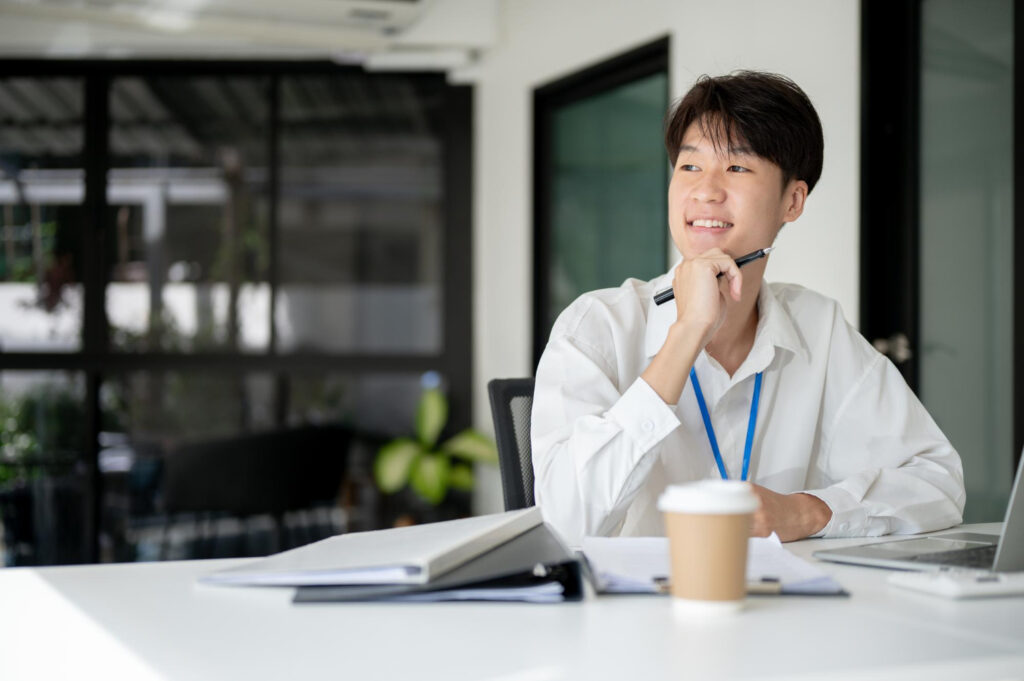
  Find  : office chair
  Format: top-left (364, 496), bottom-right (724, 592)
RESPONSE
top-left (487, 378), bottom-right (536, 511)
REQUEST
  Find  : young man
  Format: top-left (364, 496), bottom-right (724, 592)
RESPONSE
top-left (531, 71), bottom-right (965, 547)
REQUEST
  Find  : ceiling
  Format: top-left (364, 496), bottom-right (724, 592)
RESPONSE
top-left (0, 0), bottom-right (497, 72)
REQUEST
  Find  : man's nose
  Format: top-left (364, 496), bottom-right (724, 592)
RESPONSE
top-left (691, 171), bottom-right (726, 203)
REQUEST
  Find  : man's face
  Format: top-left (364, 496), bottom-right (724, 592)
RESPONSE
top-left (668, 121), bottom-right (807, 261)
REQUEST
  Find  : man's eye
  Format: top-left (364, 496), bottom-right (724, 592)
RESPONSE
top-left (728, 165), bottom-right (750, 173)
top-left (679, 164), bottom-right (699, 171)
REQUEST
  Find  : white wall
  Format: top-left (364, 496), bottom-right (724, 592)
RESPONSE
top-left (468, 0), bottom-right (860, 513)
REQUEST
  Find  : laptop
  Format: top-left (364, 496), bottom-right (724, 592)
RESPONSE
top-left (813, 449), bottom-right (1024, 572)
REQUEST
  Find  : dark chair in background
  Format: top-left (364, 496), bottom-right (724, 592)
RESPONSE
top-left (159, 425), bottom-right (352, 558)
top-left (487, 378), bottom-right (536, 511)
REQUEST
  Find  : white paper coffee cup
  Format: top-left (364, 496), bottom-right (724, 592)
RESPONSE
top-left (658, 481), bottom-right (759, 612)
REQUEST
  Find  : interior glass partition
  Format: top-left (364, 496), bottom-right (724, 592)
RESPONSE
top-left (919, 0), bottom-right (1014, 521)
top-left (533, 38), bottom-right (669, 363)
top-left (548, 72), bottom-right (668, 325)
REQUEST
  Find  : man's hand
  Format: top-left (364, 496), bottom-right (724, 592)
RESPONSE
top-left (641, 249), bottom-right (743, 405)
top-left (670, 248), bottom-right (744, 348)
top-left (749, 484), bottom-right (832, 542)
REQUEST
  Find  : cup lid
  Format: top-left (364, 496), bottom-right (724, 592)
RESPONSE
top-left (657, 480), bottom-right (759, 515)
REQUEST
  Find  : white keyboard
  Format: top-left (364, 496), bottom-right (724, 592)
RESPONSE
top-left (887, 570), bottom-right (1024, 599)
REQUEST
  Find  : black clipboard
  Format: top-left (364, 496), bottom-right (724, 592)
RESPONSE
top-left (293, 522), bottom-right (583, 604)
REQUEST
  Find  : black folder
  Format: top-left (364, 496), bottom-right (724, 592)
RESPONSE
top-left (292, 522), bottom-right (583, 604)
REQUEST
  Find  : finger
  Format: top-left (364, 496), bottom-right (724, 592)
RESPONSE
top-left (692, 249), bottom-right (730, 270)
top-left (673, 266), bottom-right (688, 300)
top-left (712, 259), bottom-right (743, 301)
top-left (715, 267), bottom-right (742, 302)
top-left (730, 269), bottom-right (743, 301)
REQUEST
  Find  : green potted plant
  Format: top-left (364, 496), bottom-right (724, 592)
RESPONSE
top-left (374, 388), bottom-right (497, 507)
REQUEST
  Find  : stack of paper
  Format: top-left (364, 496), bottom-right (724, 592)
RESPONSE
top-left (582, 533), bottom-right (846, 596)
top-left (581, 537), bottom-right (670, 593)
top-left (747, 534), bottom-right (847, 595)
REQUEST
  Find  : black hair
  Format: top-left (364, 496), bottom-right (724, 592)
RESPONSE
top-left (664, 71), bottom-right (824, 193)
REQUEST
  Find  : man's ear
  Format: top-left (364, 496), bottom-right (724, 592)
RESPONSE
top-left (783, 180), bottom-right (809, 222)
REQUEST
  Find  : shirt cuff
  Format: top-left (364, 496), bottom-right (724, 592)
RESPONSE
top-left (801, 486), bottom-right (867, 538)
top-left (605, 377), bottom-right (681, 452)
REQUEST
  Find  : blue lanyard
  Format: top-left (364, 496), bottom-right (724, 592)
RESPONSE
top-left (689, 367), bottom-right (763, 482)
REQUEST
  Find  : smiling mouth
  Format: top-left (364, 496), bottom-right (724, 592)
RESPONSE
top-left (688, 219), bottom-right (734, 229)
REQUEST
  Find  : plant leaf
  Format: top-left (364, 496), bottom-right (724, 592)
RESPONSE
top-left (441, 430), bottom-right (498, 463)
top-left (410, 453), bottom-right (450, 505)
top-left (415, 388), bottom-right (448, 448)
top-left (449, 463), bottom-right (474, 491)
top-left (374, 438), bottom-right (422, 494)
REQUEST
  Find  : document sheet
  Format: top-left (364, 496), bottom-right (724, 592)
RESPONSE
top-left (582, 533), bottom-right (846, 595)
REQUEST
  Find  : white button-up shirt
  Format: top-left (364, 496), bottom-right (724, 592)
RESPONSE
top-left (532, 270), bottom-right (966, 547)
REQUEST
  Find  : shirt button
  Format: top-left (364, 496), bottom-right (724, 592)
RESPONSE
top-left (642, 420), bottom-right (655, 432)
top-left (839, 523), bottom-right (850, 533)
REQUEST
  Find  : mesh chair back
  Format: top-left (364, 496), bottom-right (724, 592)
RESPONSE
top-left (487, 378), bottom-right (536, 510)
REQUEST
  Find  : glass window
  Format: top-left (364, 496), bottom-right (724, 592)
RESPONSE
top-left (919, 0), bottom-right (1014, 521)
top-left (286, 371), bottom-right (428, 436)
top-left (534, 41), bottom-right (669, 359)
top-left (101, 371), bottom-right (275, 443)
top-left (99, 371), bottom-right (283, 562)
top-left (276, 75), bottom-right (445, 354)
top-left (283, 371), bottom-right (446, 531)
top-left (99, 370), bottom-right (436, 562)
top-left (107, 77), bottom-right (271, 353)
top-left (0, 78), bottom-right (85, 352)
top-left (0, 371), bottom-right (87, 566)
top-left (549, 71), bottom-right (669, 328)
top-left (0, 65), bottom-right (471, 565)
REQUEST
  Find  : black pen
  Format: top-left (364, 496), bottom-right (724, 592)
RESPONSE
top-left (653, 247), bottom-right (775, 306)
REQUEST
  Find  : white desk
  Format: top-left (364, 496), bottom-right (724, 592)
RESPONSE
top-left (2, 523), bottom-right (1022, 681)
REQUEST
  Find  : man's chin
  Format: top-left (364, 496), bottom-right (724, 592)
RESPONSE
top-left (680, 228), bottom-right (737, 254)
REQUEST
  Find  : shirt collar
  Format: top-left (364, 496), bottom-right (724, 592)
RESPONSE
top-left (643, 266), bottom-right (808, 363)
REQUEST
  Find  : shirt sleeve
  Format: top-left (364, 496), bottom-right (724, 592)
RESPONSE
top-left (802, 331), bottom-right (966, 538)
top-left (531, 327), bottom-right (680, 547)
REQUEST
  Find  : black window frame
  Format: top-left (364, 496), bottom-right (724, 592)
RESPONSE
top-left (0, 60), bottom-right (474, 563)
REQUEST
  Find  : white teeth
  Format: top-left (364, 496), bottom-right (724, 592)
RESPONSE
top-left (691, 219), bottom-right (731, 228)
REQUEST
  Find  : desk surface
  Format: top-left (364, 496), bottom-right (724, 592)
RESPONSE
top-left (3, 523), bottom-right (1023, 681)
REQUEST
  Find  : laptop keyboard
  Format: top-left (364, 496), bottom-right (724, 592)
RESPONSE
top-left (905, 544), bottom-right (996, 569)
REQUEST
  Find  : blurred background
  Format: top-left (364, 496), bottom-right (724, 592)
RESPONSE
top-left (0, 0), bottom-right (1018, 567)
